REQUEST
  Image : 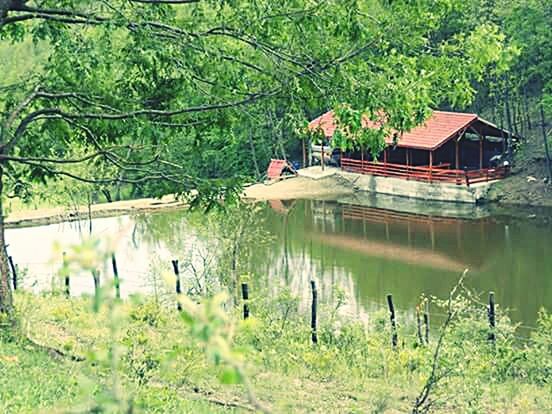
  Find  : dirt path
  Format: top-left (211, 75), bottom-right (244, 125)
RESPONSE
top-left (242, 175), bottom-right (354, 200)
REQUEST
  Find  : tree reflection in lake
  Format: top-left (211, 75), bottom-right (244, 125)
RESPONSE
top-left (5, 199), bottom-right (552, 327)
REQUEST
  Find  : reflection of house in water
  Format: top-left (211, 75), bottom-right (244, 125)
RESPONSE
top-left (342, 204), bottom-right (464, 250)
top-left (261, 199), bottom-right (551, 328)
top-left (266, 198), bottom-right (492, 271)
top-left (268, 199), bottom-right (296, 215)
top-left (263, 198), bottom-right (480, 319)
top-left (311, 200), bottom-right (338, 232)
top-left (329, 200), bottom-right (494, 267)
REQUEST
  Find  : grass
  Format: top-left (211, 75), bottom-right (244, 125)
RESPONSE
top-left (1, 291), bottom-right (551, 413)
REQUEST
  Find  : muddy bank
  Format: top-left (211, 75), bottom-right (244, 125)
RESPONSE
top-left (6, 173), bottom-right (552, 229)
top-left (6, 177), bottom-right (352, 228)
top-left (5, 195), bottom-right (187, 229)
top-left (243, 175), bottom-right (354, 201)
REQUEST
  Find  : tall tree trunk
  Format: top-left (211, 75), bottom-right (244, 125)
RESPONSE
top-left (248, 130), bottom-right (261, 179)
top-left (505, 89), bottom-right (514, 151)
top-left (540, 104), bottom-right (552, 182)
top-left (0, 167), bottom-right (14, 316)
top-left (523, 91), bottom-right (532, 131)
top-left (115, 179), bottom-right (122, 202)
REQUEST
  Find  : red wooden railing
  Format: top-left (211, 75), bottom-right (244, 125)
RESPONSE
top-left (340, 158), bottom-right (508, 187)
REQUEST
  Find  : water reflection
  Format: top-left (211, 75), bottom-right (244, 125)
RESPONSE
top-left (257, 199), bottom-right (552, 327)
top-left (5, 199), bottom-right (552, 327)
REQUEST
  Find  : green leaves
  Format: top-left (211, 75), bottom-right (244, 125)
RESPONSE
top-left (178, 293), bottom-right (248, 386)
top-left (0, 0), bottom-right (514, 206)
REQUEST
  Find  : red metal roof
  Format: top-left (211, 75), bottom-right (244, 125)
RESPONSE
top-left (308, 110), bottom-right (481, 151)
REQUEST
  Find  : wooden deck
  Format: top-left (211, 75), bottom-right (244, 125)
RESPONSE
top-left (340, 158), bottom-right (508, 187)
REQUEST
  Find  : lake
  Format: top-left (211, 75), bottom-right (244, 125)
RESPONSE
top-left (6, 197), bottom-right (552, 329)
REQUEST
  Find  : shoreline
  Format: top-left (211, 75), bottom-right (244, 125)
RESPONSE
top-left (4, 176), bottom-right (352, 229)
top-left (4, 176), bottom-right (551, 229)
top-left (4, 195), bottom-right (187, 229)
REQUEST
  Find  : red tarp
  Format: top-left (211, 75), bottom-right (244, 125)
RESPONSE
top-left (267, 159), bottom-right (293, 179)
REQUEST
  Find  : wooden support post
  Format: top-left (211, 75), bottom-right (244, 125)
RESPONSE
top-left (307, 137), bottom-right (312, 167)
top-left (384, 148), bottom-right (388, 164)
top-left (488, 291), bottom-right (496, 345)
top-left (479, 136), bottom-right (484, 170)
top-left (241, 282), bottom-right (249, 319)
top-left (92, 270), bottom-right (100, 312)
top-left (302, 139), bottom-right (306, 168)
top-left (423, 302), bottom-right (430, 344)
top-left (8, 255), bottom-right (17, 291)
top-left (386, 294), bottom-right (398, 348)
top-left (405, 149), bottom-right (410, 180)
top-left (429, 151), bottom-right (433, 182)
top-left (455, 139), bottom-right (460, 170)
top-left (111, 254), bottom-right (120, 299)
top-left (310, 280), bottom-right (318, 344)
top-left (171, 259), bottom-right (182, 311)
top-left (321, 143), bottom-right (325, 171)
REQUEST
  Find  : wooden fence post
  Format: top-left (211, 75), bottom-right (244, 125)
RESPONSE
top-left (416, 305), bottom-right (424, 345)
top-left (423, 302), bottom-right (430, 344)
top-left (488, 291), bottom-right (496, 344)
top-left (92, 270), bottom-right (100, 312)
top-left (386, 294), bottom-right (398, 348)
top-left (8, 255), bottom-right (17, 290)
top-left (171, 259), bottom-right (182, 311)
top-left (241, 282), bottom-right (250, 319)
top-left (63, 252), bottom-right (70, 298)
top-left (111, 254), bottom-right (121, 299)
top-left (310, 280), bottom-right (318, 344)
top-left (65, 275), bottom-right (70, 298)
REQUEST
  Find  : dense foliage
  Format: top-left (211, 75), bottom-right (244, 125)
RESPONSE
top-left (1, 0), bottom-right (512, 196)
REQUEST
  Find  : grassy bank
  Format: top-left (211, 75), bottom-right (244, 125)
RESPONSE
top-left (1, 287), bottom-right (551, 414)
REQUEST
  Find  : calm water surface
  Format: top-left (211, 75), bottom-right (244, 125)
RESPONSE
top-left (6, 198), bottom-right (552, 327)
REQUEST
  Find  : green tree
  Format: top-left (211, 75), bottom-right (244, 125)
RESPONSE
top-left (0, 0), bottom-right (508, 316)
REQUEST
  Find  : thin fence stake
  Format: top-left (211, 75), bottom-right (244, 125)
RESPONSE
top-left (416, 305), bottom-right (424, 345)
top-left (65, 275), bottom-right (70, 298)
top-left (386, 294), bottom-right (398, 349)
top-left (8, 256), bottom-right (17, 290)
top-left (63, 252), bottom-right (70, 298)
top-left (488, 291), bottom-right (496, 345)
top-left (241, 282), bottom-right (250, 319)
top-left (111, 254), bottom-right (121, 299)
top-left (310, 280), bottom-right (318, 344)
top-left (171, 259), bottom-right (182, 311)
top-left (92, 270), bottom-right (100, 312)
top-left (423, 302), bottom-right (430, 344)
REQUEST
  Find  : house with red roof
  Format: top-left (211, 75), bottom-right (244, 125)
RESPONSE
top-left (307, 110), bottom-right (511, 189)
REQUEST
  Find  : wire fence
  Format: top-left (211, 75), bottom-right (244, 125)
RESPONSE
top-left (6, 254), bottom-right (549, 347)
